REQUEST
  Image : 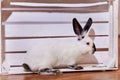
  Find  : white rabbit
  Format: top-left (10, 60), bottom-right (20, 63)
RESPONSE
top-left (23, 18), bottom-right (96, 74)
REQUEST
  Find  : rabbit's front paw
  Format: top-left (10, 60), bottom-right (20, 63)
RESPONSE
top-left (38, 68), bottom-right (60, 75)
top-left (68, 64), bottom-right (83, 70)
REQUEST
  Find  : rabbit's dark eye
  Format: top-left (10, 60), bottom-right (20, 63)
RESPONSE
top-left (86, 42), bottom-right (90, 45)
top-left (82, 36), bottom-right (84, 39)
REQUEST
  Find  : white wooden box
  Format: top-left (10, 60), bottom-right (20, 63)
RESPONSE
top-left (0, 0), bottom-right (118, 75)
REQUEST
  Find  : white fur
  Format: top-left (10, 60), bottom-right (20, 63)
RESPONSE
top-left (24, 36), bottom-right (94, 72)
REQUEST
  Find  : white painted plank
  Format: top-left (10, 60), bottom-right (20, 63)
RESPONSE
top-left (6, 12), bottom-right (109, 22)
top-left (113, 0), bottom-right (118, 68)
top-left (6, 54), bottom-right (26, 66)
top-left (5, 37), bottom-right (109, 51)
top-left (10, 2), bottom-right (108, 7)
top-left (5, 24), bottom-right (109, 37)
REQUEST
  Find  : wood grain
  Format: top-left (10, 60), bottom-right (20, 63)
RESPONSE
top-left (0, 71), bottom-right (120, 80)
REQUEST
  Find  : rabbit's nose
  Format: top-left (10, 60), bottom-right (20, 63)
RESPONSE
top-left (92, 43), bottom-right (96, 54)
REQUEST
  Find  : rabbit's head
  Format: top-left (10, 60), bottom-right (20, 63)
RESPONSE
top-left (73, 18), bottom-right (96, 54)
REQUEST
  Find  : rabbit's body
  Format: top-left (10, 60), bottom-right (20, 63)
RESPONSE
top-left (24, 37), bottom-right (93, 72)
top-left (23, 18), bottom-right (96, 74)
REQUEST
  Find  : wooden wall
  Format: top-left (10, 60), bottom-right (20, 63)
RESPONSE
top-left (118, 0), bottom-right (120, 35)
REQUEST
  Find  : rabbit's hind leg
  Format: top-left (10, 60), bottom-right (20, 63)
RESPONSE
top-left (23, 63), bottom-right (32, 71)
top-left (38, 68), bottom-right (60, 75)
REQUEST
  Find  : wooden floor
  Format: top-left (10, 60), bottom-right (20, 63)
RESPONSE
top-left (0, 37), bottom-right (120, 80)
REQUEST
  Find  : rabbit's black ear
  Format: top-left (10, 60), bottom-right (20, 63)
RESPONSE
top-left (73, 18), bottom-right (83, 36)
top-left (83, 18), bottom-right (93, 33)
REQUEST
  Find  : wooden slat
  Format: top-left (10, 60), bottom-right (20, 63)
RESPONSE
top-left (5, 27), bottom-right (109, 38)
top-left (6, 0), bottom-right (108, 4)
top-left (1, 25), bottom-right (6, 63)
top-left (1, 11), bottom-right (12, 22)
top-left (9, 2), bottom-right (108, 8)
top-left (5, 48), bottom-right (109, 54)
top-left (11, 0), bottom-right (107, 3)
top-left (2, 4), bottom-right (109, 13)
